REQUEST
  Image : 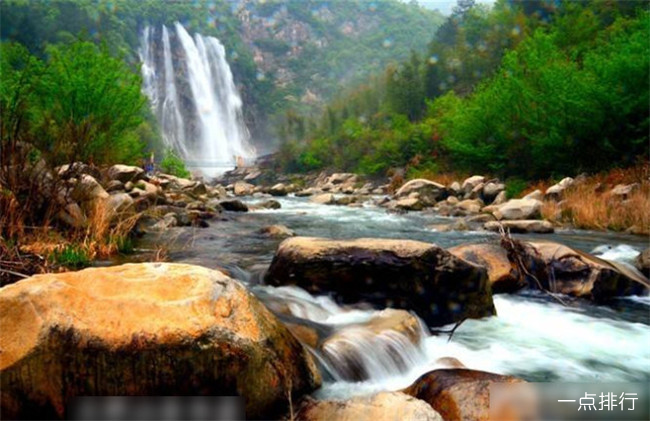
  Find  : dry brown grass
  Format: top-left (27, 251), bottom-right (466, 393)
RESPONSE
top-left (542, 179), bottom-right (650, 235)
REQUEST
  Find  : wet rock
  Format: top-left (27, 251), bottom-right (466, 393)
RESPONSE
top-left (260, 225), bottom-right (295, 238)
top-left (264, 237), bottom-right (495, 327)
top-left (635, 248), bottom-right (650, 278)
top-left (526, 241), bottom-right (650, 301)
top-left (295, 188), bottom-right (319, 197)
top-left (484, 220), bottom-right (554, 234)
top-left (461, 175), bottom-right (485, 194)
top-left (404, 369), bottom-right (525, 421)
top-left (220, 199), bottom-right (249, 212)
top-left (435, 357), bottom-right (466, 369)
top-left (150, 213), bottom-right (178, 231)
top-left (0, 264), bottom-right (321, 419)
top-left (257, 199), bottom-right (282, 210)
top-left (319, 309), bottom-right (423, 381)
top-left (492, 199), bottom-right (542, 221)
top-left (544, 177), bottom-right (574, 201)
top-left (395, 179), bottom-right (447, 205)
top-left (294, 392), bottom-right (443, 421)
top-left (311, 193), bottom-right (335, 205)
top-left (105, 164), bottom-right (144, 183)
top-left (270, 183), bottom-right (289, 196)
top-left (233, 181), bottom-right (255, 196)
top-left (449, 243), bottom-right (525, 293)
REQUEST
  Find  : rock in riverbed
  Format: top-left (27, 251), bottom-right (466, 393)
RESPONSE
top-left (0, 263), bottom-right (321, 419)
top-left (526, 241), bottom-right (650, 301)
top-left (484, 220), bottom-right (554, 234)
top-left (264, 237), bottom-right (495, 327)
top-left (294, 392), bottom-right (443, 421)
top-left (404, 369), bottom-right (526, 421)
top-left (449, 243), bottom-right (526, 293)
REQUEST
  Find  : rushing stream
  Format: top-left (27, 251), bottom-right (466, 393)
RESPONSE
top-left (134, 195), bottom-right (650, 398)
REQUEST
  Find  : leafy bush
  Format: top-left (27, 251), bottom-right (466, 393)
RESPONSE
top-left (160, 149), bottom-right (190, 178)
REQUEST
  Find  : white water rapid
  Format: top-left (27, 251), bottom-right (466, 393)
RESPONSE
top-left (140, 23), bottom-right (255, 176)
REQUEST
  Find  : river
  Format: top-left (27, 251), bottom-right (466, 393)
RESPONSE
top-left (133, 195), bottom-right (650, 398)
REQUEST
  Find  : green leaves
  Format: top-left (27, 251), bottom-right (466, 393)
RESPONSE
top-left (1, 40), bottom-right (148, 166)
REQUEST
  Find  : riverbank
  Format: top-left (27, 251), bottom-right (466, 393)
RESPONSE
top-left (1, 163), bottom-right (649, 420)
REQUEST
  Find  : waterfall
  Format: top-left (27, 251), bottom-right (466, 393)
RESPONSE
top-left (139, 23), bottom-right (255, 176)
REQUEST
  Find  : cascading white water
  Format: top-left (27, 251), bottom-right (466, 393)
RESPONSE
top-left (139, 23), bottom-right (255, 176)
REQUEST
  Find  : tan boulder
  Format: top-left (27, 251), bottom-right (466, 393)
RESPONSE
top-left (395, 179), bottom-right (447, 205)
top-left (404, 369), bottom-right (525, 421)
top-left (294, 392), bottom-right (443, 421)
top-left (492, 199), bottom-right (542, 220)
top-left (233, 181), bottom-right (255, 196)
top-left (461, 175), bottom-right (485, 193)
top-left (264, 237), bottom-right (495, 327)
top-left (311, 193), bottom-right (335, 205)
top-left (105, 164), bottom-right (144, 183)
top-left (449, 243), bottom-right (525, 293)
top-left (0, 263), bottom-right (321, 419)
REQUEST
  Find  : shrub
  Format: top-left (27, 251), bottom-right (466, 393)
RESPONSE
top-left (160, 149), bottom-right (190, 178)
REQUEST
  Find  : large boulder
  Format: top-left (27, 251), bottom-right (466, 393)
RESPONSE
top-left (525, 242), bottom-right (650, 301)
top-left (448, 243), bottom-right (525, 293)
top-left (492, 199), bottom-right (542, 221)
top-left (484, 220), bottom-right (554, 234)
top-left (404, 369), bottom-right (525, 421)
top-left (393, 197), bottom-right (425, 211)
top-left (0, 263), bottom-right (321, 419)
top-left (233, 181), bottom-right (255, 196)
top-left (264, 237), bottom-right (495, 327)
top-left (395, 179), bottom-right (447, 205)
top-left (295, 392), bottom-right (443, 421)
top-left (269, 183), bottom-right (289, 197)
top-left (105, 164), bottom-right (144, 184)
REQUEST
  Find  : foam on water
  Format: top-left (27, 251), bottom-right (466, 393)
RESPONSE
top-left (591, 244), bottom-right (642, 264)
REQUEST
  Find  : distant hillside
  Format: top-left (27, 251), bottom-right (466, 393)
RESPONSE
top-left (1, 0), bottom-right (443, 146)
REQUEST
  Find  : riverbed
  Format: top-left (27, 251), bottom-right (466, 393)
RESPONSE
top-left (132, 195), bottom-right (650, 398)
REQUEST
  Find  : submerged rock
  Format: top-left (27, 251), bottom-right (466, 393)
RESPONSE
top-left (260, 225), bottom-right (295, 238)
top-left (404, 369), bottom-right (526, 421)
top-left (220, 199), bottom-right (249, 212)
top-left (264, 237), bottom-right (495, 327)
top-left (319, 309), bottom-right (424, 381)
top-left (484, 220), bottom-right (554, 234)
top-left (294, 392), bottom-right (443, 421)
top-left (0, 263), bottom-right (321, 419)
